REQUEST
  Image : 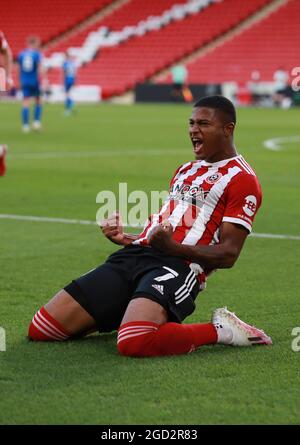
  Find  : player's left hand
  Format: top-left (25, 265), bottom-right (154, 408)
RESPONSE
top-left (148, 221), bottom-right (176, 254)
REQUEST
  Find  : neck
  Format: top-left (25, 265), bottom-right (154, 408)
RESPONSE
top-left (204, 145), bottom-right (237, 163)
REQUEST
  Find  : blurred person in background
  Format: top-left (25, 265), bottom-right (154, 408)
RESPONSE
top-left (171, 64), bottom-right (193, 103)
top-left (17, 36), bottom-right (44, 132)
top-left (0, 30), bottom-right (14, 177)
top-left (249, 70), bottom-right (261, 106)
top-left (273, 66), bottom-right (292, 108)
top-left (0, 30), bottom-right (14, 91)
top-left (62, 51), bottom-right (77, 115)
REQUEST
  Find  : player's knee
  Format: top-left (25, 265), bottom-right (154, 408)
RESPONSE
top-left (117, 338), bottom-right (135, 356)
top-left (117, 335), bottom-right (145, 357)
top-left (117, 321), bottom-right (158, 357)
top-left (28, 307), bottom-right (70, 342)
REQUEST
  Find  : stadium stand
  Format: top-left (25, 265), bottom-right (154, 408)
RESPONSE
top-left (4, 0), bottom-right (294, 100)
top-left (2, 0), bottom-right (113, 55)
top-left (48, 0), bottom-right (188, 54)
top-left (185, 0), bottom-right (299, 83)
top-left (72, 0), bottom-right (273, 98)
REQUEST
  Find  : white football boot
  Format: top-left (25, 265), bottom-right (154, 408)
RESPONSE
top-left (32, 120), bottom-right (41, 131)
top-left (22, 124), bottom-right (30, 133)
top-left (212, 307), bottom-right (272, 346)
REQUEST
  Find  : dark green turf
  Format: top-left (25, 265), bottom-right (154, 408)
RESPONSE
top-left (0, 103), bottom-right (299, 424)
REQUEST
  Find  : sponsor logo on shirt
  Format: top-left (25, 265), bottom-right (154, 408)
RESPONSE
top-left (169, 183), bottom-right (209, 208)
top-left (243, 195), bottom-right (257, 217)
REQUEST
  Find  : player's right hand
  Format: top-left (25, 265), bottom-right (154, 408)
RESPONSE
top-left (99, 211), bottom-right (137, 246)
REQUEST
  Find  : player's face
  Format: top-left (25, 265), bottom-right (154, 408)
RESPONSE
top-left (189, 107), bottom-right (228, 162)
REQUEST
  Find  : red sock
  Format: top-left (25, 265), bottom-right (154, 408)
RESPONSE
top-left (28, 306), bottom-right (71, 341)
top-left (0, 145), bottom-right (7, 177)
top-left (117, 321), bottom-right (218, 357)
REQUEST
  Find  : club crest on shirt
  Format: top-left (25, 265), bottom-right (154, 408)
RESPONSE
top-left (205, 172), bottom-right (223, 184)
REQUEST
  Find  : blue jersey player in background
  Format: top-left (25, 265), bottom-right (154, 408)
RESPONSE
top-left (62, 51), bottom-right (77, 115)
top-left (18, 36), bottom-right (43, 132)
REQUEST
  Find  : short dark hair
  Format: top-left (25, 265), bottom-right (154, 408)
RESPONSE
top-left (27, 35), bottom-right (40, 47)
top-left (194, 95), bottom-right (236, 124)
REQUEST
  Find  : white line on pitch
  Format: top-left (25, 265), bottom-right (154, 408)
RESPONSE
top-left (0, 214), bottom-right (96, 225)
top-left (250, 232), bottom-right (300, 241)
top-left (0, 213), bottom-right (299, 241)
top-left (8, 149), bottom-right (187, 160)
top-left (263, 136), bottom-right (300, 151)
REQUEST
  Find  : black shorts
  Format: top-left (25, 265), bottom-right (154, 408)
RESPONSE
top-left (64, 245), bottom-right (205, 332)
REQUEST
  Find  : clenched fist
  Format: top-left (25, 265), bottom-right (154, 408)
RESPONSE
top-left (148, 221), bottom-right (177, 254)
top-left (99, 211), bottom-right (138, 246)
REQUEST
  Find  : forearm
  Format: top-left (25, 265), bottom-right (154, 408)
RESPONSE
top-left (107, 232), bottom-right (139, 246)
top-left (149, 222), bottom-right (247, 270)
top-left (167, 241), bottom-right (238, 269)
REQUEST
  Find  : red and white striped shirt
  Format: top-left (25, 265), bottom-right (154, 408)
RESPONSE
top-left (134, 154), bottom-right (262, 248)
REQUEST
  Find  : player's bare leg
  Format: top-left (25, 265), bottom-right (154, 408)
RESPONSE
top-left (45, 290), bottom-right (96, 334)
top-left (120, 297), bottom-right (168, 326)
top-left (28, 289), bottom-right (97, 341)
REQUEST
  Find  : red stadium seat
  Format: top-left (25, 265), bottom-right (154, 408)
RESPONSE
top-left (48, 0), bottom-right (187, 54)
top-left (9, 0), bottom-right (295, 99)
top-left (185, 0), bottom-right (300, 83)
top-left (73, 0), bottom-right (272, 97)
top-left (2, 0), bottom-right (113, 55)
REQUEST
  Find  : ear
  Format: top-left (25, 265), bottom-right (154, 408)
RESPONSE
top-left (223, 122), bottom-right (235, 137)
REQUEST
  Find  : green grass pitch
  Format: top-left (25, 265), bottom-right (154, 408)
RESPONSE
top-left (0, 102), bottom-right (299, 425)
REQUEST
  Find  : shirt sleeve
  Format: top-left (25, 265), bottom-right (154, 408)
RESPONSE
top-left (222, 172), bottom-right (262, 233)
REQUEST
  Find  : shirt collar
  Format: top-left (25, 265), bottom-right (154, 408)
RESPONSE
top-left (199, 154), bottom-right (241, 168)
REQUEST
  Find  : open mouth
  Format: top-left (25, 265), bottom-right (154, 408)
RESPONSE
top-left (191, 137), bottom-right (204, 154)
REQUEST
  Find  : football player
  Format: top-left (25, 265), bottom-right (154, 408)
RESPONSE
top-left (0, 30), bottom-right (13, 90)
top-left (0, 31), bottom-right (13, 177)
top-left (62, 51), bottom-right (77, 115)
top-left (17, 36), bottom-right (44, 132)
top-left (28, 96), bottom-right (272, 356)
